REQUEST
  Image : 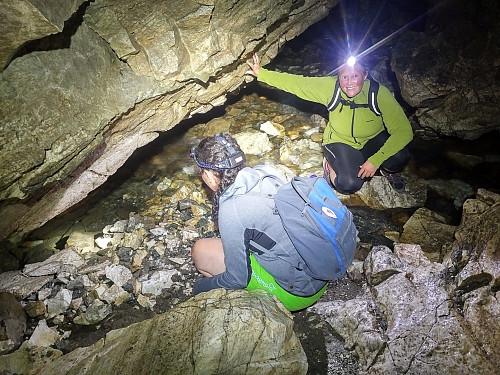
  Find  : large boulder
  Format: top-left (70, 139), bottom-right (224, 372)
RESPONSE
top-left (0, 0), bottom-right (337, 242)
top-left (310, 243), bottom-right (499, 374)
top-left (391, 1), bottom-right (500, 139)
top-left (445, 188), bottom-right (500, 365)
top-left (0, 289), bottom-right (308, 375)
top-left (399, 207), bottom-right (456, 262)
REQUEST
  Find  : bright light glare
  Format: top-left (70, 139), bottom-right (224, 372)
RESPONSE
top-left (346, 56), bottom-right (356, 66)
top-left (326, 1), bottom-right (447, 76)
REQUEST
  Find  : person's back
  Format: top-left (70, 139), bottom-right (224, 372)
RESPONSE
top-left (189, 133), bottom-right (329, 311)
top-left (218, 165), bottom-right (327, 297)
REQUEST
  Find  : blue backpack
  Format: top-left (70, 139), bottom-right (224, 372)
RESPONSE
top-left (271, 176), bottom-right (357, 281)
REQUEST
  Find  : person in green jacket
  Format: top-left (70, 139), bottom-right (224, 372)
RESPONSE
top-left (246, 53), bottom-right (413, 193)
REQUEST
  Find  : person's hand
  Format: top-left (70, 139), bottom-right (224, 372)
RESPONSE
top-left (246, 53), bottom-right (261, 77)
top-left (358, 160), bottom-right (377, 179)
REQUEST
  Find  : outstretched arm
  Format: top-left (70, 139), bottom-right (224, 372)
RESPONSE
top-left (247, 53), bottom-right (336, 106)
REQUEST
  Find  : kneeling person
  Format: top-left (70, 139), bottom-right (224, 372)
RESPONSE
top-left (190, 133), bottom-right (350, 311)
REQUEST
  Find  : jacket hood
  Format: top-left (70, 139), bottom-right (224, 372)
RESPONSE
top-left (220, 165), bottom-right (284, 204)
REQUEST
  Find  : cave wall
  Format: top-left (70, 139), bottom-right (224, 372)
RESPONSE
top-left (0, 0), bottom-right (338, 241)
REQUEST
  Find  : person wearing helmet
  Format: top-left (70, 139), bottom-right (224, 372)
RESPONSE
top-left (189, 132), bottom-right (328, 311)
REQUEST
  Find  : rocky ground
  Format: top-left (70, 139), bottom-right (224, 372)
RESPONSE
top-left (1, 79), bottom-right (416, 373)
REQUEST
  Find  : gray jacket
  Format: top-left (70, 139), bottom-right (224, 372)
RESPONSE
top-left (193, 165), bottom-right (327, 297)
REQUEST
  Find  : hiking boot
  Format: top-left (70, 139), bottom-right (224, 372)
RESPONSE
top-left (323, 158), bottom-right (334, 188)
top-left (381, 170), bottom-right (405, 193)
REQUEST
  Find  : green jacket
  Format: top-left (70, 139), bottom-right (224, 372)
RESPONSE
top-left (258, 68), bottom-right (413, 168)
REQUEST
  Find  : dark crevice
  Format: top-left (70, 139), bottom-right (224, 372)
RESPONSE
top-left (457, 273), bottom-right (493, 295)
top-left (7, 1), bottom-right (92, 68)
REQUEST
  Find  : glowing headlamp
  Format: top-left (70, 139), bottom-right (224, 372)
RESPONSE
top-left (346, 56), bottom-right (357, 67)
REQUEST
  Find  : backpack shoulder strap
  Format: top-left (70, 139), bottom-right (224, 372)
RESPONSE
top-left (254, 173), bottom-right (285, 208)
top-left (326, 78), bottom-right (342, 112)
top-left (259, 173), bottom-right (285, 192)
top-left (367, 77), bottom-right (381, 116)
top-left (327, 77), bottom-right (381, 116)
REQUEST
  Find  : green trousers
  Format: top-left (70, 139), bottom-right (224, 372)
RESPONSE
top-left (245, 254), bottom-right (328, 311)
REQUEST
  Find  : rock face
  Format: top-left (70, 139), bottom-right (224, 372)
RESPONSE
top-left (310, 189), bottom-right (500, 374)
top-left (391, 1), bottom-right (500, 140)
top-left (0, 0), bottom-right (337, 241)
top-left (0, 289), bottom-right (307, 375)
top-left (0, 0), bottom-right (85, 69)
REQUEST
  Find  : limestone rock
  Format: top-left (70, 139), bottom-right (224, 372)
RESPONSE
top-left (341, 174), bottom-right (427, 209)
top-left (104, 264), bottom-right (133, 287)
top-left (0, 342), bottom-right (63, 375)
top-left (280, 138), bottom-right (323, 169)
top-left (141, 270), bottom-right (178, 296)
top-left (0, 292), bottom-right (26, 354)
top-left (446, 189), bottom-right (500, 365)
top-left (0, 271), bottom-right (53, 300)
top-left (391, 8), bottom-right (500, 140)
top-left (399, 207), bottom-right (456, 262)
top-left (24, 300), bottom-right (46, 318)
top-left (73, 299), bottom-right (112, 326)
top-left (234, 131), bottom-right (273, 155)
top-left (310, 243), bottom-right (499, 374)
top-left (260, 120), bottom-right (285, 137)
top-left (0, 0), bottom-right (85, 70)
top-left (448, 189), bottom-right (500, 283)
top-left (98, 284), bottom-right (130, 306)
top-left (27, 320), bottom-right (61, 348)
top-left (35, 289), bottom-right (308, 375)
top-left (23, 248), bottom-right (85, 277)
top-left (46, 289), bottom-right (72, 319)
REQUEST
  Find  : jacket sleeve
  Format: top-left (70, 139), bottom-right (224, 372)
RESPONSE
top-left (193, 197), bottom-right (252, 294)
top-left (367, 85), bottom-right (414, 168)
top-left (258, 68), bottom-right (336, 106)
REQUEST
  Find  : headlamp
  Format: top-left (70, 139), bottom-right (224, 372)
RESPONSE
top-left (346, 56), bottom-right (357, 67)
top-left (189, 135), bottom-right (246, 170)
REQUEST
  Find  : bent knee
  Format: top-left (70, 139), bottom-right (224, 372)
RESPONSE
top-left (190, 238), bottom-right (225, 276)
top-left (191, 239), bottom-right (207, 263)
top-left (335, 176), bottom-right (364, 194)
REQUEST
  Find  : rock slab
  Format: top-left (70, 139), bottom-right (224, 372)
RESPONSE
top-left (33, 289), bottom-right (307, 375)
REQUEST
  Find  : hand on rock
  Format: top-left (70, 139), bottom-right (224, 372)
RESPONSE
top-left (246, 53), bottom-right (261, 77)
